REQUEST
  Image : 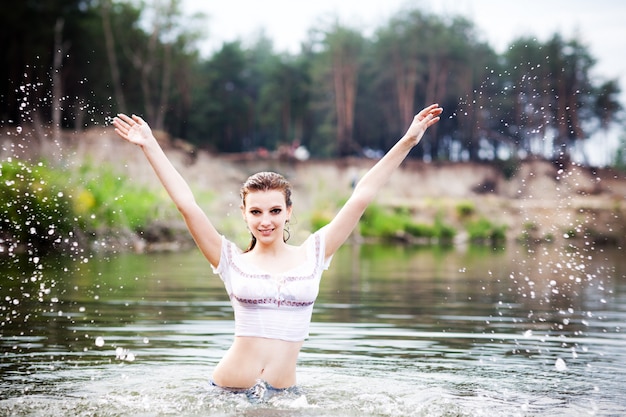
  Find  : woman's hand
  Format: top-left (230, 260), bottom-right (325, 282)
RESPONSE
top-left (112, 114), bottom-right (154, 147)
top-left (402, 104), bottom-right (443, 146)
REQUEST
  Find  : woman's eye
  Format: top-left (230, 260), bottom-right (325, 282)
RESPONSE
top-left (271, 208), bottom-right (282, 214)
top-left (250, 210), bottom-right (261, 215)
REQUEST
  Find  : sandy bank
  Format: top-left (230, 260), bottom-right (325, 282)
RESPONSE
top-left (2, 127), bottom-right (625, 250)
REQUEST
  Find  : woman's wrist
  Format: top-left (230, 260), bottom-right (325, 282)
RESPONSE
top-left (139, 134), bottom-right (160, 151)
top-left (398, 134), bottom-right (418, 149)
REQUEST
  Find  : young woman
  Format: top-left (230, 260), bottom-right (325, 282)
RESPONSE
top-left (112, 104), bottom-right (442, 398)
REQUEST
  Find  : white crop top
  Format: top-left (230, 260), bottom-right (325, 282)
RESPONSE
top-left (212, 228), bottom-right (332, 342)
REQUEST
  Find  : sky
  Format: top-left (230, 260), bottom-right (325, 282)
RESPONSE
top-left (182, 0), bottom-right (626, 164)
top-left (182, 0), bottom-right (625, 83)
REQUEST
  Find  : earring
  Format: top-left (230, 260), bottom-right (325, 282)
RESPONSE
top-left (283, 220), bottom-right (291, 242)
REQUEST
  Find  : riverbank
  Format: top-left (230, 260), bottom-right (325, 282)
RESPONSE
top-left (2, 126), bottom-right (626, 252)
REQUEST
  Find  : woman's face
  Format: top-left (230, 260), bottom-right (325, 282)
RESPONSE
top-left (242, 190), bottom-right (291, 245)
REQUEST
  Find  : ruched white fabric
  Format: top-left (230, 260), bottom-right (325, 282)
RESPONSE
top-left (212, 228), bottom-right (332, 342)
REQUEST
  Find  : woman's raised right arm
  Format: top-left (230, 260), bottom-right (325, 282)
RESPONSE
top-left (112, 114), bottom-right (222, 267)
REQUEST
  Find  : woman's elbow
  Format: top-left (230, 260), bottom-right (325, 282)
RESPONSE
top-left (347, 194), bottom-right (372, 215)
top-left (353, 184), bottom-right (378, 205)
top-left (175, 196), bottom-right (199, 216)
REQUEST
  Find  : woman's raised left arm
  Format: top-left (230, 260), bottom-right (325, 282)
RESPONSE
top-left (323, 104), bottom-right (443, 257)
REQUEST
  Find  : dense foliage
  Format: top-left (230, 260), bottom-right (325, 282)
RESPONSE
top-left (1, 0), bottom-right (623, 164)
top-left (0, 158), bottom-right (174, 253)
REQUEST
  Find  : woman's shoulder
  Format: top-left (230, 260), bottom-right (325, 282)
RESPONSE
top-left (302, 227), bottom-right (330, 263)
top-left (306, 226), bottom-right (328, 241)
top-left (212, 235), bottom-right (242, 275)
top-left (297, 227), bottom-right (323, 250)
top-left (222, 236), bottom-right (242, 251)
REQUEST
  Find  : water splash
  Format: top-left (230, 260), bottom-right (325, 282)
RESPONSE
top-left (449, 54), bottom-right (623, 386)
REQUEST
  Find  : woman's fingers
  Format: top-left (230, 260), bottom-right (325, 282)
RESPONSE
top-left (417, 107), bottom-right (431, 119)
top-left (112, 114), bottom-right (136, 141)
top-left (112, 113), bottom-right (151, 145)
top-left (113, 114), bottom-right (142, 132)
top-left (115, 113), bottom-right (145, 132)
top-left (132, 114), bottom-right (145, 125)
top-left (417, 104), bottom-right (442, 121)
top-left (413, 105), bottom-right (442, 128)
top-left (116, 113), bottom-right (134, 125)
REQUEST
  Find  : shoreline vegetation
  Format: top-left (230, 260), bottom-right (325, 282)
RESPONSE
top-left (1, 127), bottom-right (625, 256)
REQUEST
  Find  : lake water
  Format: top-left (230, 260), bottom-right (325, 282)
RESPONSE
top-left (1, 241), bottom-right (625, 416)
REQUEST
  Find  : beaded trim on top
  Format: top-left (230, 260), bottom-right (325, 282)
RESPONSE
top-left (231, 295), bottom-right (314, 307)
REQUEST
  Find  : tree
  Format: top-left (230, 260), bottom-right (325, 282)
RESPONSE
top-left (373, 12), bottom-right (426, 144)
top-left (614, 131), bottom-right (626, 171)
top-left (594, 79), bottom-right (622, 131)
top-left (121, 0), bottom-right (200, 131)
top-left (0, 2), bottom-right (622, 166)
top-left (0, 0), bottom-right (99, 131)
top-left (0, 0), bottom-right (184, 133)
top-left (187, 42), bottom-right (254, 152)
top-left (371, 10), bottom-right (492, 161)
top-left (308, 23), bottom-right (365, 157)
top-left (257, 54), bottom-right (312, 149)
top-left (500, 34), bottom-right (609, 162)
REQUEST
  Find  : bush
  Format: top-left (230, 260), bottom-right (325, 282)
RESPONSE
top-left (360, 204), bottom-right (456, 243)
top-left (73, 162), bottom-right (166, 232)
top-left (433, 213), bottom-right (456, 241)
top-left (360, 204), bottom-right (407, 238)
top-left (404, 222), bottom-right (435, 238)
top-left (466, 217), bottom-right (506, 244)
top-left (455, 200), bottom-right (475, 218)
top-left (0, 158), bottom-right (170, 253)
top-left (0, 159), bottom-right (74, 252)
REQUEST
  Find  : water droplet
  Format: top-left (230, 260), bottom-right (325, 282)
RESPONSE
top-left (95, 336), bottom-right (105, 347)
top-left (555, 358), bottom-right (567, 371)
top-left (115, 347), bottom-right (125, 358)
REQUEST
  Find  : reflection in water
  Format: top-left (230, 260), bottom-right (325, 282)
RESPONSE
top-left (1, 242), bottom-right (625, 416)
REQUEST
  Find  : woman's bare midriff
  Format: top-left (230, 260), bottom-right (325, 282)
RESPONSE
top-left (212, 336), bottom-right (303, 389)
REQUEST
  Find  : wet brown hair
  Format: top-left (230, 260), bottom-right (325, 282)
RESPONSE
top-left (240, 172), bottom-right (293, 252)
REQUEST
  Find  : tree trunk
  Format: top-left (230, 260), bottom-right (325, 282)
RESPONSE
top-left (332, 46), bottom-right (360, 156)
top-left (333, 50), bottom-right (346, 154)
top-left (426, 56), bottom-right (448, 158)
top-left (51, 17), bottom-right (64, 143)
top-left (392, 47), bottom-right (418, 129)
top-left (101, 0), bottom-right (127, 114)
top-left (155, 43), bottom-right (172, 131)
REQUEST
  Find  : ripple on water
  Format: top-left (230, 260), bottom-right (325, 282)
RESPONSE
top-left (2, 245), bottom-right (625, 416)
